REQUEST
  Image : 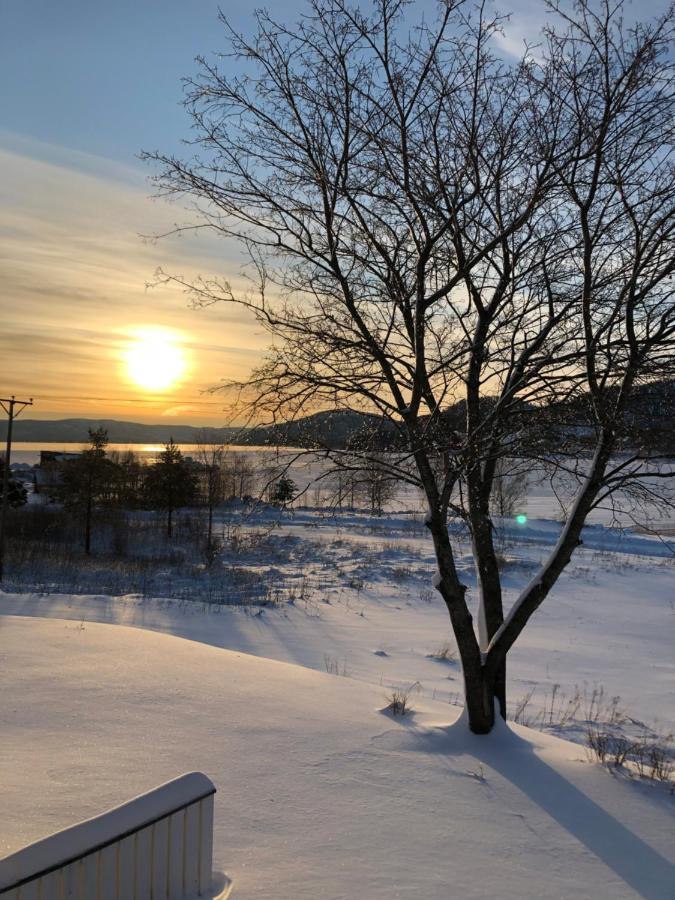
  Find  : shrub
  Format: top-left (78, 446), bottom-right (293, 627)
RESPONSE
top-left (425, 643), bottom-right (457, 664)
top-left (384, 682), bottom-right (421, 716)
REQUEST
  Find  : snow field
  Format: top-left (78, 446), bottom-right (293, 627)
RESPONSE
top-left (1, 501), bottom-right (673, 898)
top-left (2, 509), bottom-right (673, 732)
top-left (1, 616), bottom-right (674, 899)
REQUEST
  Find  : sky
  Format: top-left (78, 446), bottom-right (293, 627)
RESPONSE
top-left (0, 0), bottom-right (279, 426)
top-left (0, 0), bottom-right (669, 426)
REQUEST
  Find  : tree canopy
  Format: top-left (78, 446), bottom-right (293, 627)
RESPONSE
top-left (146, 0), bottom-right (675, 732)
top-left (144, 439), bottom-right (199, 537)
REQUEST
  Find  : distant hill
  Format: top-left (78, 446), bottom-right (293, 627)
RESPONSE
top-left (0, 418), bottom-right (241, 445)
top-left (541, 378), bottom-right (675, 452)
top-left (0, 412), bottom-right (391, 449)
top-left (2, 411), bottom-right (392, 451)
top-left (240, 409), bottom-right (401, 450)
top-left (3, 380), bottom-right (671, 451)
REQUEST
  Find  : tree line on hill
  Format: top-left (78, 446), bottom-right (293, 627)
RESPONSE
top-left (31, 429), bottom-right (296, 556)
top-left (4, 377), bottom-right (672, 456)
top-left (2, 426), bottom-right (446, 567)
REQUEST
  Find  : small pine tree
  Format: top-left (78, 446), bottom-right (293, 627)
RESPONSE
top-left (0, 458), bottom-right (28, 509)
top-left (143, 439), bottom-right (199, 537)
top-left (270, 475), bottom-right (296, 506)
top-left (108, 449), bottom-right (145, 508)
top-left (59, 428), bottom-right (116, 554)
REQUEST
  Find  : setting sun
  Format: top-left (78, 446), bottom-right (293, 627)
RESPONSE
top-left (123, 328), bottom-right (187, 391)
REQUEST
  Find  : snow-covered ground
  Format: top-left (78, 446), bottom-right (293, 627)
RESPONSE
top-left (3, 507), bottom-right (672, 728)
top-left (1, 505), bottom-right (673, 897)
top-left (2, 616), bottom-right (674, 899)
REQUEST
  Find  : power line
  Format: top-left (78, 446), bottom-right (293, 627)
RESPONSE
top-left (17, 393), bottom-right (228, 406)
top-left (0, 395), bottom-right (33, 582)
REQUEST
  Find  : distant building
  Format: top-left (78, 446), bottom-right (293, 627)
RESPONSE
top-left (35, 450), bottom-right (81, 493)
top-left (38, 450), bottom-right (81, 465)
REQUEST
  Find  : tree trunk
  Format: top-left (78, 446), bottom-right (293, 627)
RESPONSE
top-left (425, 515), bottom-right (500, 734)
top-left (167, 505), bottom-right (173, 539)
top-left (462, 656), bottom-right (497, 734)
top-left (494, 659), bottom-right (507, 721)
top-left (459, 647), bottom-right (512, 733)
top-left (85, 492), bottom-right (92, 556)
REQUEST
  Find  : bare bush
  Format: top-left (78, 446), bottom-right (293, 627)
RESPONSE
top-left (385, 681), bottom-right (420, 716)
top-left (510, 681), bottom-right (673, 787)
top-left (426, 643), bottom-right (457, 664)
top-left (3, 509), bottom-right (287, 608)
top-left (391, 565), bottom-right (413, 582)
top-left (323, 655), bottom-right (349, 677)
top-left (512, 688), bottom-right (538, 728)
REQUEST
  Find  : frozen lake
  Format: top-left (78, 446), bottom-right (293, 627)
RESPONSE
top-left (9, 442), bottom-right (674, 533)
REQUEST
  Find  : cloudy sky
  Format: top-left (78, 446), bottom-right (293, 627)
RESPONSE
top-left (0, 0), bottom-right (668, 425)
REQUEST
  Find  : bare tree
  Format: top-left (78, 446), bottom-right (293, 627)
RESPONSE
top-left (145, 0), bottom-right (674, 733)
top-left (59, 428), bottom-right (115, 555)
top-left (221, 451), bottom-right (257, 500)
top-left (341, 451), bottom-right (399, 515)
top-left (108, 448), bottom-right (145, 508)
top-left (195, 434), bottom-right (227, 552)
top-left (490, 458), bottom-right (529, 520)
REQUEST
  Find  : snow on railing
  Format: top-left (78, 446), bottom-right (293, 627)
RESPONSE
top-left (0, 772), bottom-right (221, 899)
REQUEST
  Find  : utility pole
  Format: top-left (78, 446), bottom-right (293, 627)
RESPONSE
top-left (0, 396), bottom-right (33, 582)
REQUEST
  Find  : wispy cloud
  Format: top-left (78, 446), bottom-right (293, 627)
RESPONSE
top-left (0, 135), bottom-right (264, 424)
top-left (488, 0), bottom-right (551, 60)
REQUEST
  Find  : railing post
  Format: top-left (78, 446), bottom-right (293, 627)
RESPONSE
top-left (199, 794), bottom-right (214, 896)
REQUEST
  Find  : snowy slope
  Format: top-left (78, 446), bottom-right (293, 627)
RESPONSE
top-left (1, 616), bottom-right (673, 899)
top-left (2, 535), bottom-right (673, 732)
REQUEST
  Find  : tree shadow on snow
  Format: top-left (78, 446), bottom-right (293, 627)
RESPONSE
top-left (383, 717), bottom-right (675, 899)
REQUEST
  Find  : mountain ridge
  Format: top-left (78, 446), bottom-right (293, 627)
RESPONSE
top-left (2, 378), bottom-right (671, 450)
top-left (0, 418), bottom-right (240, 445)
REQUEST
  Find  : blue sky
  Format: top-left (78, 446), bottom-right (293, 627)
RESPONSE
top-left (2, 1), bottom-right (247, 163)
top-left (0, 0), bottom-right (670, 425)
top-left (1, 1), bottom-right (318, 166)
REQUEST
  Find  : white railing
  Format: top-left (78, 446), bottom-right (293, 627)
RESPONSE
top-left (0, 772), bottom-right (223, 900)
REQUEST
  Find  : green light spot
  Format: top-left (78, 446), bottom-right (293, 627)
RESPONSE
top-left (516, 514), bottom-right (527, 525)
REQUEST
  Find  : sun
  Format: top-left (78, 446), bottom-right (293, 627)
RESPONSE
top-left (123, 328), bottom-right (187, 391)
